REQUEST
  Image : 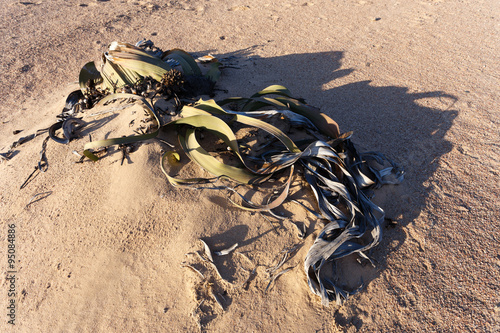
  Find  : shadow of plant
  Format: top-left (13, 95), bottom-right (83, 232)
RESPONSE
top-left (194, 47), bottom-right (457, 327)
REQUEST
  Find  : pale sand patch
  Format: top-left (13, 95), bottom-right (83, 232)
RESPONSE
top-left (0, 0), bottom-right (499, 332)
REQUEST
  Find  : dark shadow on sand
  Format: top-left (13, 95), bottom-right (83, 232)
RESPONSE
top-left (196, 46), bottom-right (457, 328)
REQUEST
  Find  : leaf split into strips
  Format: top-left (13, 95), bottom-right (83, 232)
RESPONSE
top-left (39, 39), bottom-right (404, 307)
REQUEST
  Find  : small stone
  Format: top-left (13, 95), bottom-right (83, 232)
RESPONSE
top-left (20, 65), bottom-right (31, 73)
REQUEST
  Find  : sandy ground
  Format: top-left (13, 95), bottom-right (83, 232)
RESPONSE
top-left (0, 0), bottom-right (499, 332)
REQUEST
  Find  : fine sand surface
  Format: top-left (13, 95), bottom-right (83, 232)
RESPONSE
top-left (1, 0), bottom-right (499, 332)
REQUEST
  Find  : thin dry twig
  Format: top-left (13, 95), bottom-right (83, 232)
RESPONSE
top-left (25, 191), bottom-right (53, 209)
top-left (208, 284), bottom-right (224, 311)
top-left (181, 262), bottom-right (205, 279)
top-left (240, 266), bottom-right (257, 289)
top-left (265, 267), bottom-right (293, 293)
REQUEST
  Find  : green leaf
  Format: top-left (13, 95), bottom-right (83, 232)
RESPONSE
top-left (108, 54), bottom-right (171, 82)
top-left (79, 61), bottom-right (102, 92)
top-left (174, 114), bottom-right (280, 178)
top-left (186, 99), bottom-right (300, 153)
top-left (223, 85), bottom-right (340, 138)
top-left (99, 42), bottom-right (173, 89)
top-left (205, 62), bottom-right (222, 83)
top-left (174, 115), bottom-right (240, 154)
top-left (180, 128), bottom-right (259, 184)
top-left (233, 114), bottom-right (301, 153)
top-left (100, 60), bottom-right (132, 91)
top-left (241, 97), bottom-right (284, 111)
top-left (273, 96), bottom-right (340, 139)
top-left (250, 85), bottom-right (293, 98)
top-left (163, 49), bottom-right (202, 76)
top-left (160, 151), bottom-right (219, 187)
top-left (227, 165), bottom-right (295, 211)
top-left (216, 96), bottom-right (250, 107)
top-left (191, 99), bottom-right (228, 115)
top-left (180, 105), bottom-right (213, 117)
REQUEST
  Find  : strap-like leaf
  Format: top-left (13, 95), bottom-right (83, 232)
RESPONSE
top-left (160, 151), bottom-right (220, 187)
top-left (79, 61), bottom-right (103, 92)
top-left (191, 99), bottom-right (228, 115)
top-left (234, 114), bottom-right (301, 153)
top-left (105, 52), bottom-right (171, 82)
top-left (250, 85), bottom-right (293, 98)
top-left (227, 165), bottom-right (295, 211)
top-left (162, 49), bottom-right (202, 76)
top-left (180, 128), bottom-right (260, 184)
top-left (205, 62), bottom-right (222, 83)
top-left (273, 96), bottom-right (340, 139)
